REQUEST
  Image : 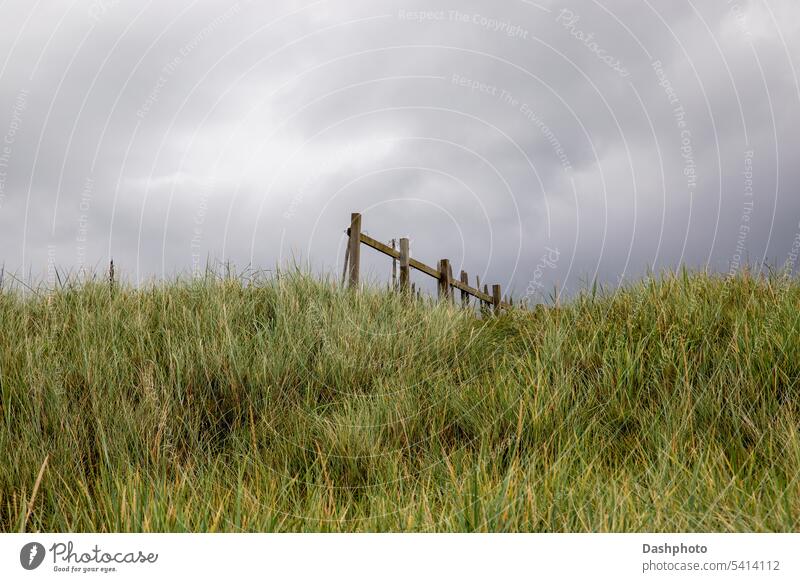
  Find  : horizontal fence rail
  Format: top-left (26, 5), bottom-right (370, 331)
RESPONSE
top-left (344, 212), bottom-right (512, 311)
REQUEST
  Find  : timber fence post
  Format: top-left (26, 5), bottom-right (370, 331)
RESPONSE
top-left (438, 259), bottom-right (451, 302)
top-left (341, 243), bottom-right (350, 286)
top-left (391, 239), bottom-right (397, 290)
top-left (348, 213), bottom-right (361, 289)
top-left (492, 284), bottom-right (502, 314)
top-left (399, 238), bottom-right (410, 294)
top-left (447, 262), bottom-right (454, 304)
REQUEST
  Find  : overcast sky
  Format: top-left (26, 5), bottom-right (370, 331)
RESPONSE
top-left (1, 0), bottom-right (799, 299)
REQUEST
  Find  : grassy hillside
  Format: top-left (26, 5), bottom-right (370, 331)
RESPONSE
top-left (1, 271), bottom-right (799, 532)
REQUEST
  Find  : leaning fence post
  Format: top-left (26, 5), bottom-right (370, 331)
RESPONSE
top-left (460, 271), bottom-right (469, 307)
top-left (391, 239), bottom-right (397, 290)
top-left (492, 284), bottom-right (502, 313)
top-left (447, 262), bottom-right (454, 304)
top-left (347, 213), bottom-right (361, 289)
top-left (438, 259), bottom-right (451, 302)
top-left (399, 238), bottom-right (410, 293)
top-left (341, 242), bottom-right (350, 286)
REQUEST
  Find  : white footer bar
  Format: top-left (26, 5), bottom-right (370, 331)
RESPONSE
top-left (2, 534), bottom-right (797, 581)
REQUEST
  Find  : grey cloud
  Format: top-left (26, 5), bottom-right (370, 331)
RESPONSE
top-left (0, 0), bottom-right (798, 300)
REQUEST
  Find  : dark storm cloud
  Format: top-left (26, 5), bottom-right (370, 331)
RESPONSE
top-left (0, 0), bottom-right (798, 299)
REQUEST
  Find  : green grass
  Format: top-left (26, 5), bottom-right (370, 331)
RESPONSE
top-left (1, 269), bottom-right (799, 532)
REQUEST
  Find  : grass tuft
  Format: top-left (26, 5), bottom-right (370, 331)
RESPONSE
top-left (1, 269), bottom-right (799, 532)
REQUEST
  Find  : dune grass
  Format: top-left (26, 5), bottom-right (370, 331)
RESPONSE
top-left (1, 269), bottom-right (799, 532)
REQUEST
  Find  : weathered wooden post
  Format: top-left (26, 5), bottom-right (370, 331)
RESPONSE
top-left (460, 270), bottom-right (469, 308)
top-left (347, 213), bottom-right (361, 289)
top-left (438, 259), bottom-right (451, 302)
top-left (341, 243), bottom-right (350, 286)
top-left (492, 284), bottom-right (502, 313)
top-left (391, 239), bottom-right (397, 290)
top-left (399, 238), bottom-right (410, 294)
top-left (447, 262), bottom-right (454, 304)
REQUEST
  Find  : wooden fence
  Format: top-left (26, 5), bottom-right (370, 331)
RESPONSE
top-left (343, 212), bottom-right (512, 312)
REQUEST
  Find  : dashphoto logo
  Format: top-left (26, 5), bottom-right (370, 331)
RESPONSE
top-left (20, 542), bottom-right (46, 570)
